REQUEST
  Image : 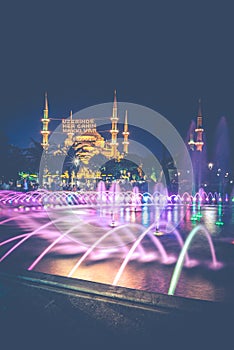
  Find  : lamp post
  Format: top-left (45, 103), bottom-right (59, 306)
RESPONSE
top-left (69, 156), bottom-right (80, 188)
top-left (207, 162), bottom-right (214, 191)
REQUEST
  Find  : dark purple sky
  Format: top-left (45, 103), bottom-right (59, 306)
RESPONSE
top-left (1, 1), bottom-right (234, 164)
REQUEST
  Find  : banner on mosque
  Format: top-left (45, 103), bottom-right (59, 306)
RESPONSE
top-left (62, 118), bottom-right (97, 134)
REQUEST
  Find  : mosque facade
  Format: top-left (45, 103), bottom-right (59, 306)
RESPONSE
top-left (40, 91), bottom-right (132, 189)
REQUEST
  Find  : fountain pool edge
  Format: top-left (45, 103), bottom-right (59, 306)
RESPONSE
top-left (0, 270), bottom-right (233, 348)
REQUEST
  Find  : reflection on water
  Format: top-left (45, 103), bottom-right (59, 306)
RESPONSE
top-left (0, 203), bottom-right (234, 303)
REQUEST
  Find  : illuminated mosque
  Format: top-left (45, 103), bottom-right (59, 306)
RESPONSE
top-left (40, 89), bottom-right (207, 190)
top-left (40, 91), bottom-right (134, 188)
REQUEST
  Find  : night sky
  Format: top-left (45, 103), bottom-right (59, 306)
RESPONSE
top-left (1, 1), bottom-right (234, 163)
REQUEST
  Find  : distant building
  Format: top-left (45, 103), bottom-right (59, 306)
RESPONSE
top-left (40, 91), bottom-right (130, 188)
top-left (187, 99), bottom-right (206, 191)
top-left (188, 99), bottom-right (204, 152)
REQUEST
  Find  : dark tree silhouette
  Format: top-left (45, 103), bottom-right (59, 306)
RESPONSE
top-left (24, 138), bottom-right (43, 173)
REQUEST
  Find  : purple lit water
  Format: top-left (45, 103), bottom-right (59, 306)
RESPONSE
top-left (0, 195), bottom-right (234, 303)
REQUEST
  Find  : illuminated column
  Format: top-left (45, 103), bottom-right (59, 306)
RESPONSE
top-left (195, 98), bottom-right (204, 152)
top-left (110, 89), bottom-right (119, 158)
top-left (41, 92), bottom-right (50, 151)
top-left (122, 110), bottom-right (129, 154)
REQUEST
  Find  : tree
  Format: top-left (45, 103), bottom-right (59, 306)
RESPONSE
top-left (24, 138), bottom-right (43, 173)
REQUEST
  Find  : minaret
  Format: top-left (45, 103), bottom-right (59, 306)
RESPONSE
top-left (41, 92), bottom-right (50, 151)
top-left (122, 110), bottom-right (129, 154)
top-left (110, 89), bottom-right (119, 158)
top-left (195, 98), bottom-right (204, 151)
top-left (69, 110), bottom-right (73, 134)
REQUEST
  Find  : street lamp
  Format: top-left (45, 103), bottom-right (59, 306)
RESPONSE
top-left (73, 157), bottom-right (80, 168)
top-left (208, 162), bottom-right (214, 170)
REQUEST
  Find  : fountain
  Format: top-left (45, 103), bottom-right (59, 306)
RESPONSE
top-left (168, 224), bottom-right (222, 296)
top-left (0, 182), bottom-right (233, 304)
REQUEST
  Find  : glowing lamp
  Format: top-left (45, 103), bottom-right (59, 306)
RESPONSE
top-left (215, 221), bottom-right (224, 226)
top-left (154, 231), bottom-right (164, 236)
top-left (208, 163), bottom-right (213, 170)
